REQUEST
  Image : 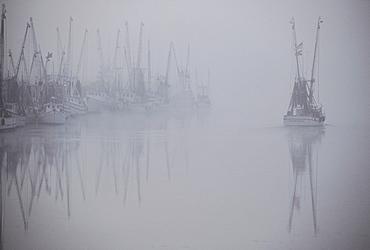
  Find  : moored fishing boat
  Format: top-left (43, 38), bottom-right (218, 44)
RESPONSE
top-left (37, 97), bottom-right (67, 124)
top-left (283, 17), bottom-right (325, 126)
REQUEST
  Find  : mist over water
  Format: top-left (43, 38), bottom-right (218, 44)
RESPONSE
top-left (1, 110), bottom-right (370, 249)
top-left (1, 0), bottom-right (370, 249)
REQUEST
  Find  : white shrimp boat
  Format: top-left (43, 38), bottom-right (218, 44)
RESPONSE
top-left (284, 17), bottom-right (325, 126)
top-left (37, 97), bottom-right (67, 124)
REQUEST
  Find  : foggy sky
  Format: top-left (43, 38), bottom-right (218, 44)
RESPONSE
top-left (2, 0), bottom-right (370, 126)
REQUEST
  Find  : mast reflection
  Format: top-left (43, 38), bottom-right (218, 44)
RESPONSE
top-left (286, 126), bottom-right (324, 234)
top-left (0, 111), bottom-right (201, 237)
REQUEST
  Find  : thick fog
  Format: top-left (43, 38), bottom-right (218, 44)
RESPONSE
top-left (2, 0), bottom-right (370, 127)
top-left (1, 1), bottom-right (370, 249)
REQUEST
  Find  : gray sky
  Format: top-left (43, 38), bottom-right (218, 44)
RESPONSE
top-left (2, 0), bottom-right (370, 125)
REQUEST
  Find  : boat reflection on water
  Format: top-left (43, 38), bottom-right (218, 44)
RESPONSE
top-left (0, 110), bottom-right (209, 243)
top-left (0, 125), bottom-right (83, 235)
top-left (286, 126), bottom-right (324, 234)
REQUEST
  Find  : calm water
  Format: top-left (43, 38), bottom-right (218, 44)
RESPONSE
top-left (1, 109), bottom-right (369, 249)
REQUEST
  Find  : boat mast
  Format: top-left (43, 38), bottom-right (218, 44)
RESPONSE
top-left (15, 23), bottom-right (30, 80)
top-left (164, 42), bottom-right (172, 88)
top-left (8, 50), bottom-right (15, 76)
top-left (147, 40), bottom-right (151, 92)
top-left (136, 22), bottom-right (144, 70)
top-left (124, 22), bottom-right (133, 91)
top-left (113, 29), bottom-right (120, 93)
top-left (76, 29), bottom-right (88, 80)
top-left (185, 43), bottom-right (190, 90)
top-left (134, 22), bottom-right (144, 95)
top-left (65, 17), bottom-right (73, 79)
top-left (309, 17), bottom-right (323, 105)
top-left (29, 18), bottom-right (45, 83)
top-left (0, 4), bottom-right (5, 109)
top-left (290, 18), bottom-right (301, 79)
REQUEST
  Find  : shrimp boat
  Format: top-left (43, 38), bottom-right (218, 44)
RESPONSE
top-left (283, 17), bottom-right (325, 126)
top-left (37, 96), bottom-right (67, 124)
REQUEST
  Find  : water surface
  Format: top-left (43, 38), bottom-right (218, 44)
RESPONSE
top-left (1, 109), bottom-right (369, 249)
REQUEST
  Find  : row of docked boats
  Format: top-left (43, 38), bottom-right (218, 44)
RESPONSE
top-left (0, 5), bottom-right (212, 131)
top-left (1, 2), bottom-right (326, 131)
top-left (0, 74), bottom-right (211, 131)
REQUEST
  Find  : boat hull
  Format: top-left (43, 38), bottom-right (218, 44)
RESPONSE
top-left (37, 111), bottom-right (67, 124)
top-left (14, 114), bottom-right (26, 127)
top-left (4, 103), bottom-right (26, 126)
top-left (65, 100), bottom-right (88, 115)
top-left (86, 97), bottom-right (116, 113)
top-left (153, 102), bottom-right (172, 112)
top-left (126, 101), bottom-right (154, 113)
top-left (283, 115), bottom-right (324, 126)
top-left (0, 116), bottom-right (17, 130)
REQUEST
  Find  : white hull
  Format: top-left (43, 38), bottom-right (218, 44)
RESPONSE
top-left (153, 102), bottom-right (172, 112)
top-left (65, 100), bottom-right (88, 115)
top-left (126, 102), bottom-right (154, 113)
top-left (86, 97), bottom-right (116, 113)
top-left (0, 116), bottom-right (17, 130)
top-left (283, 115), bottom-right (324, 126)
top-left (37, 111), bottom-right (67, 124)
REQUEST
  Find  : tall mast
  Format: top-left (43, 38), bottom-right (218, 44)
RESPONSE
top-left (8, 50), bottom-right (15, 76)
top-left (147, 40), bottom-right (151, 92)
top-left (290, 18), bottom-right (301, 79)
top-left (57, 28), bottom-right (62, 73)
top-left (185, 43), bottom-right (190, 88)
top-left (29, 17), bottom-right (45, 83)
top-left (65, 17), bottom-right (73, 78)
top-left (113, 29), bottom-right (120, 69)
top-left (96, 29), bottom-right (104, 70)
top-left (309, 17), bottom-right (323, 104)
top-left (136, 22), bottom-right (144, 69)
top-left (125, 22), bottom-right (132, 69)
top-left (164, 42), bottom-right (172, 87)
top-left (113, 29), bottom-right (120, 92)
top-left (0, 4), bottom-right (5, 108)
top-left (16, 23), bottom-right (30, 79)
top-left (125, 22), bottom-right (133, 91)
top-left (76, 29), bottom-right (88, 79)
